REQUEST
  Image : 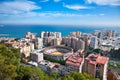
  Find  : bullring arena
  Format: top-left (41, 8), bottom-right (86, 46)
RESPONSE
top-left (43, 46), bottom-right (73, 60)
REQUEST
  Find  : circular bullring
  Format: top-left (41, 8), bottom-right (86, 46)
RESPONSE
top-left (43, 46), bottom-right (73, 61)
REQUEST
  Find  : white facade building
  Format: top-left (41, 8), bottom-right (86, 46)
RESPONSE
top-left (90, 36), bottom-right (98, 49)
top-left (40, 31), bottom-right (61, 38)
top-left (30, 49), bottom-right (43, 62)
top-left (36, 38), bottom-right (43, 49)
top-left (40, 31), bottom-right (45, 38)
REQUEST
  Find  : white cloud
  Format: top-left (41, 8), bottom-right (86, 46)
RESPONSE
top-left (40, 0), bottom-right (49, 2)
top-left (63, 4), bottom-right (90, 10)
top-left (0, 1), bottom-right (40, 14)
top-left (0, 11), bottom-right (101, 18)
top-left (54, 0), bottom-right (61, 2)
top-left (99, 13), bottom-right (105, 16)
top-left (37, 12), bottom-right (82, 17)
top-left (36, 12), bottom-right (98, 17)
top-left (1, 11), bottom-right (119, 26)
top-left (86, 0), bottom-right (120, 6)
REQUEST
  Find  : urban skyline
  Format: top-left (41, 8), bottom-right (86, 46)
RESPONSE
top-left (0, 0), bottom-right (120, 80)
top-left (1, 30), bottom-right (120, 80)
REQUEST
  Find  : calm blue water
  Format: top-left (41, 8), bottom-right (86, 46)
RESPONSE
top-left (0, 24), bottom-right (120, 38)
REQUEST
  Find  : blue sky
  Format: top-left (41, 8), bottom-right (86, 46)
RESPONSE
top-left (0, 0), bottom-right (120, 26)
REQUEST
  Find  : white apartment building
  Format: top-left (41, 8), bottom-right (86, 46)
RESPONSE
top-left (30, 49), bottom-right (43, 62)
top-left (90, 36), bottom-right (98, 49)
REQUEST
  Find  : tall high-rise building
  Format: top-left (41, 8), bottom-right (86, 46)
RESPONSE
top-left (76, 31), bottom-right (81, 37)
top-left (25, 32), bottom-right (37, 39)
top-left (83, 54), bottom-right (109, 80)
top-left (82, 34), bottom-right (90, 50)
top-left (106, 30), bottom-right (113, 38)
top-left (40, 31), bottom-right (45, 38)
top-left (35, 38), bottom-right (43, 49)
top-left (55, 32), bottom-right (61, 38)
top-left (43, 37), bottom-right (49, 46)
top-left (92, 30), bottom-right (101, 37)
top-left (51, 38), bottom-right (62, 46)
top-left (65, 37), bottom-right (71, 47)
top-left (70, 31), bottom-right (81, 37)
top-left (76, 39), bottom-right (85, 51)
top-left (25, 32), bottom-right (31, 38)
top-left (71, 37), bottom-right (78, 50)
top-left (63, 36), bottom-right (85, 51)
top-left (98, 30), bottom-right (116, 39)
top-left (61, 37), bottom-right (66, 44)
top-left (40, 31), bottom-right (62, 38)
top-left (90, 36), bottom-right (98, 49)
top-left (70, 32), bottom-right (76, 37)
top-left (98, 32), bottom-right (102, 39)
top-left (112, 30), bottom-right (116, 37)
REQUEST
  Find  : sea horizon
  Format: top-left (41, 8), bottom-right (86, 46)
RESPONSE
top-left (0, 24), bottom-right (120, 38)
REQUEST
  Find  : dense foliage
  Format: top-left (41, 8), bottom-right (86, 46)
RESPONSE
top-left (16, 66), bottom-right (49, 80)
top-left (108, 62), bottom-right (120, 70)
top-left (58, 72), bottom-right (99, 80)
top-left (87, 48), bottom-right (101, 56)
top-left (44, 56), bottom-right (65, 65)
top-left (0, 44), bottom-right (20, 80)
top-left (0, 44), bottom-right (99, 80)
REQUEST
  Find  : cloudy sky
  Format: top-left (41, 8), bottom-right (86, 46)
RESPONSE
top-left (0, 0), bottom-right (120, 26)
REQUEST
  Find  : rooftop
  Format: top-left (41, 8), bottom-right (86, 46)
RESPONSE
top-left (31, 49), bottom-right (43, 55)
top-left (66, 54), bottom-right (83, 67)
top-left (85, 54), bottom-right (109, 65)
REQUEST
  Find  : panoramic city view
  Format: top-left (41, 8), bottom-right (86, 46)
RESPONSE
top-left (0, 0), bottom-right (120, 80)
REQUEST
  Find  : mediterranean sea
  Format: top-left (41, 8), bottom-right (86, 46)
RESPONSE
top-left (0, 24), bottom-right (120, 38)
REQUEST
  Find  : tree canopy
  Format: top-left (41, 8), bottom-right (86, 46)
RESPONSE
top-left (58, 72), bottom-right (99, 80)
top-left (0, 44), bottom-right (20, 80)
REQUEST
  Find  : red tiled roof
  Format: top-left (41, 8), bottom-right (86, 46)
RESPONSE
top-left (96, 56), bottom-right (109, 65)
top-left (66, 55), bottom-right (83, 67)
top-left (85, 54), bottom-right (109, 65)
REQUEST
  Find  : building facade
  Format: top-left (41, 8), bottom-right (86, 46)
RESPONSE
top-left (66, 54), bottom-right (84, 73)
top-left (90, 36), bottom-right (98, 49)
top-left (83, 54), bottom-right (109, 80)
top-left (35, 38), bottom-right (43, 49)
top-left (30, 49), bottom-right (43, 62)
top-left (25, 32), bottom-right (37, 39)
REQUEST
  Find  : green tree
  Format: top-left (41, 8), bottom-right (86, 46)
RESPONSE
top-left (17, 66), bottom-right (48, 80)
top-left (0, 54), bottom-right (17, 80)
top-left (93, 49), bottom-right (101, 53)
top-left (31, 67), bottom-right (45, 80)
top-left (0, 44), bottom-right (21, 67)
top-left (50, 72), bottom-right (58, 80)
top-left (61, 75), bottom-right (74, 80)
top-left (18, 66), bottom-right (33, 80)
top-left (0, 44), bottom-right (7, 55)
top-left (44, 56), bottom-right (65, 65)
top-left (70, 71), bottom-right (99, 80)
top-left (0, 44), bottom-right (21, 80)
top-left (44, 74), bottom-right (54, 80)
